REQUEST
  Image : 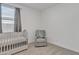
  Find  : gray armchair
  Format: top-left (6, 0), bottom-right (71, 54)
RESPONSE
top-left (35, 30), bottom-right (47, 47)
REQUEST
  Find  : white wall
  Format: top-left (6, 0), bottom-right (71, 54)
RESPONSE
top-left (9, 4), bottom-right (41, 43)
top-left (7, 3), bottom-right (79, 52)
top-left (41, 4), bottom-right (79, 52)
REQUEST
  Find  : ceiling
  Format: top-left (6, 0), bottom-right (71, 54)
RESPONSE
top-left (18, 3), bottom-right (57, 11)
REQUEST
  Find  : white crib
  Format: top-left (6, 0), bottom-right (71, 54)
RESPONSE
top-left (0, 32), bottom-right (28, 55)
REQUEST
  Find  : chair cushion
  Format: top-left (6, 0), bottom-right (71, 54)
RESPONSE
top-left (36, 38), bottom-right (46, 42)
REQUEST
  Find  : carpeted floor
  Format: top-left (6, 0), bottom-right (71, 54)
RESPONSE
top-left (15, 43), bottom-right (79, 55)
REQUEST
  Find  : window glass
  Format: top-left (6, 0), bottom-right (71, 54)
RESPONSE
top-left (1, 4), bottom-right (15, 32)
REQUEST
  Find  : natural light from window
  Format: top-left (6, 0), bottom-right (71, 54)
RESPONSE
top-left (1, 4), bottom-right (15, 32)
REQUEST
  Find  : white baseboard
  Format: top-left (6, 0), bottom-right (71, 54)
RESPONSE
top-left (48, 41), bottom-right (79, 53)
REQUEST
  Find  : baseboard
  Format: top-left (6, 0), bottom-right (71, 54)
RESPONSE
top-left (48, 41), bottom-right (79, 53)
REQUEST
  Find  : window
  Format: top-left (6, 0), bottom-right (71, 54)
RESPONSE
top-left (0, 4), bottom-right (22, 33)
top-left (1, 4), bottom-right (15, 32)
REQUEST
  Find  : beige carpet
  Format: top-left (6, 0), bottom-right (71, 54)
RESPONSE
top-left (15, 43), bottom-right (79, 55)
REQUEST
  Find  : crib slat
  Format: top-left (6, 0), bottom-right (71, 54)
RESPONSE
top-left (0, 37), bottom-right (28, 54)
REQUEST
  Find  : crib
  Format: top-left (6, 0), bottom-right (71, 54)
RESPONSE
top-left (0, 32), bottom-right (28, 55)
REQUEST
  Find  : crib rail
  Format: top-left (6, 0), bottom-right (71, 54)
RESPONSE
top-left (0, 32), bottom-right (28, 55)
top-left (0, 39), bottom-right (28, 55)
